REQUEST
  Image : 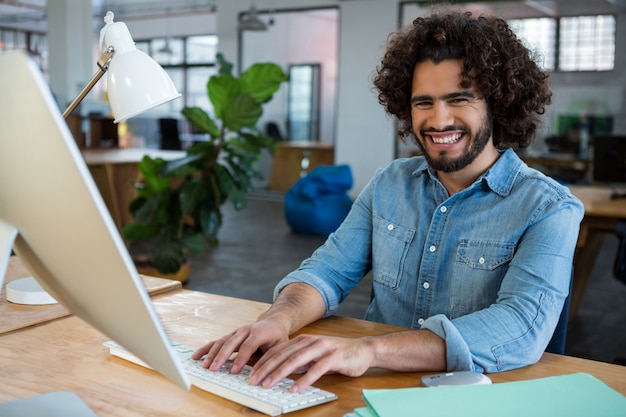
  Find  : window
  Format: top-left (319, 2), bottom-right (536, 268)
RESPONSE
top-left (508, 15), bottom-right (615, 72)
top-left (287, 64), bottom-right (321, 141)
top-left (508, 18), bottom-right (556, 71)
top-left (0, 28), bottom-right (47, 72)
top-left (559, 15), bottom-right (615, 71)
top-left (135, 35), bottom-right (218, 120)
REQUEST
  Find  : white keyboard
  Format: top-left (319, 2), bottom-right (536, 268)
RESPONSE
top-left (103, 341), bottom-right (337, 416)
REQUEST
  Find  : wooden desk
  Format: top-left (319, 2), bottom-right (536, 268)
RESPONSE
top-left (82, 148), bottom-right (185, 233)
top-left (0, 287), bottom-right (624, 416)
top-left (269, 141), bottom-right (334, 192)
top-left (569, 185), bottom-right (626, 319)
top-left (522, 153), bottom-right (592, 184)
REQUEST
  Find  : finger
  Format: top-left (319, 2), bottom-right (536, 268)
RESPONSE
top-left (230, 337), bottom-right (265, 374)
top-left (191, 341), bottom-right (214, 360)
top-left (289, 358), bottom-right (334, 393)
top-left (252, 337), bottom-right (320, 387)
top-left (206, 331), bottom-right (250, 371)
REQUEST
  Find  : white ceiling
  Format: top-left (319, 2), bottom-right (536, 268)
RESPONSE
top-left (0, 0), bottom-right (217, 32)
top-left (0, 0), bottom-right (624, 32)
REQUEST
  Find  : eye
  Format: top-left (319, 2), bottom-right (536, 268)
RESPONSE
top-left (449, 97), bottom-right (469, 105)
top-left (412, 100), bottom-right (432, 109)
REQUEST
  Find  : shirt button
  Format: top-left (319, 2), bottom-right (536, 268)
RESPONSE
top-left (440, 206), bottom-right (447, 213)
top-left (423, 282), bottom-right (430, 289)
top-left (418, 318), bottom-right (425, 325)
top-left (429, 245), bottom-right (436, 252)
top-left (387, 224), bottom-right (394, 231)
top-left (479, 257), bottom-right (486, 265)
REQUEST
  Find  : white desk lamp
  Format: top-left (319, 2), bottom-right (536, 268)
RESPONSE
top-left (63, 11), bottom-right (181, 122)
top-left (4, 11), bottom-right (181, 305)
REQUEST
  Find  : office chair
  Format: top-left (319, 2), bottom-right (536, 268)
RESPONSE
top-left (159, 118), bottom-right (182, 150)
top-left (265, 121), bottom-right (284, 141)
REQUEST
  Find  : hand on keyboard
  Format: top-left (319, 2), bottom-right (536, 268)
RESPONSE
top-left (192, 319), bottom-right (289, 376)
top-left (104, 341), bottom-right (337, 416)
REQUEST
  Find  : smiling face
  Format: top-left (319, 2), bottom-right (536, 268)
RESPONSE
top-left (410, 59), bottom-right (498, 175)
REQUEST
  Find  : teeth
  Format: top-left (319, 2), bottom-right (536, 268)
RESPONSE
top-left (430, 133), bottom-right (462, 144)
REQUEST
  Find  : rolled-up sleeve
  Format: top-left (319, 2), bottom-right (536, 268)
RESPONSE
top-left (422, 314), bottom-right (474, 371)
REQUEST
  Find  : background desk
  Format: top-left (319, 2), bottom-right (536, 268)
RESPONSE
top-left (1, 285), bottom-right (624, 416)
top-left (82, 148), bottom-right (185, 233)
top-left (269, 141), bottom-right (334, 192)
top-left (522, 153), bottom-right (592, 184)
top-left (569, 185), bottom-right (626, 319)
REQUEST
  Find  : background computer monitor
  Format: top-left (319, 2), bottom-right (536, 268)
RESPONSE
top-left (0, 50), bottom-right (189, 390)
top-left (593, 135), bottom-right (626, 184)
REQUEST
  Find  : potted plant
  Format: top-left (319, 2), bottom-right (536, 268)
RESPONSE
top-left (122, 53), bottom-right (288, 280)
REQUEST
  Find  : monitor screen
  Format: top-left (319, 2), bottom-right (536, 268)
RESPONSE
top-left (593, 135), bottom-right (626, 184)
top-left (0, 50), bottom-right (189, 390)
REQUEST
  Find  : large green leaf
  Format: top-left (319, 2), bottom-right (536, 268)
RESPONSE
top-left (137, 156), bottom-right (170, 195)
top-left (240, 63), bottom-right (288, 103)
top-left (122, 222), bottom-right (159, 241)
top-left (181, 107), bottom-right (220, 137)
top-left (163, 153), bottom-right (204, 176)
top-left (222, 93), bottom-right (263, 131)
top-left (208, 73), bottom-right (240, 120)
top-left (178, 178), bottom-right (205, 215)
top-left (181, 232), bottom-right (206, 255)
top-left (215, 52), bottom-right (233, 76)
top-left (240, 131), bottom-right (277, 152)
top-left (198, 206), bottom-right (221, 243)
top-left (152, 227), bottom-right (186, 274)
top-left (129, 193), bottom-right (165, 225)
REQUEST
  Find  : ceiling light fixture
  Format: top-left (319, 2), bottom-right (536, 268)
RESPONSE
top-left (158, 9), bottom-right (173, 55)
top-left (238, 4), bottom-right (268, 32)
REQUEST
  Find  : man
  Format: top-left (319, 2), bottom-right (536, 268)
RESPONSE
top-left (193, 11), bottom-right (584, 393)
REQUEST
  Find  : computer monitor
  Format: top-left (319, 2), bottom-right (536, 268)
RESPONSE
top-left (0, 50), bottom-right (189, 390)
top-left (593, 135), bottom-right (626, 184)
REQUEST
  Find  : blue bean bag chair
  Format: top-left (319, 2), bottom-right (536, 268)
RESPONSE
top-left (285, 165), bottom-right (353, 236)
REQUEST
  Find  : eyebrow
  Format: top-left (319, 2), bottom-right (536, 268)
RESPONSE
top-left (410, 91), bottom-right (477, 105)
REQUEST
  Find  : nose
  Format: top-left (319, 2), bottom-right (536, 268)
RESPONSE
top-left (427, 102), bottom-right (454, 130)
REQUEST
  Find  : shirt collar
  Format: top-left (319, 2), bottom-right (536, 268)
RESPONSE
top-left (411, 148), bottom-right (523, 197)
top-left (482, 148), bottom-right (523, 197)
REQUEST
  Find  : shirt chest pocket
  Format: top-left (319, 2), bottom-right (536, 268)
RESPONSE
top-left (372, 216), bottom-right (415, 289)
top-left (456, 240), bottom-right (515, 270)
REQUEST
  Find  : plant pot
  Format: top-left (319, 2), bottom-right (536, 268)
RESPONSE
top-left (133, 256), bottom-right (191, 284)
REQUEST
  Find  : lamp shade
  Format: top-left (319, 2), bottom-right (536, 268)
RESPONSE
top-left (100, 12), bottom-right (181, 123)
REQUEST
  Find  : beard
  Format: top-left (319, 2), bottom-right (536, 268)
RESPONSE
top-left (414, 111), bottom-right (494, 173)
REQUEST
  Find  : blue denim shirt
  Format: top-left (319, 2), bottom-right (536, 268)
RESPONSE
top-left (274, 148), bottom-right (584, 373)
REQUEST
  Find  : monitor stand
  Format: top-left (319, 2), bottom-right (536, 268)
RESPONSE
top-left (0, 220), bottom-right (57, 305)
top-left (0, 219), bottom-right (18, 290)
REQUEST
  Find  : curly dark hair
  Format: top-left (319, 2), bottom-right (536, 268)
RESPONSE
top-left (372, 11), bottom-right (552, 149)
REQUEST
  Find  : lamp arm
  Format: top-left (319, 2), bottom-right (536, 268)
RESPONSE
top-left (62, 47), bottom-right (115, 120)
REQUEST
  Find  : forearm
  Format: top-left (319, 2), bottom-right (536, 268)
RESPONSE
top-left (365, 329), bottom-right (447, 372)
top-left (260, 282), bottom-right (327, 336)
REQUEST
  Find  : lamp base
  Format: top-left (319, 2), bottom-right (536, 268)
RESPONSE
top-left (6, 277), bottom-right (58, 305)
